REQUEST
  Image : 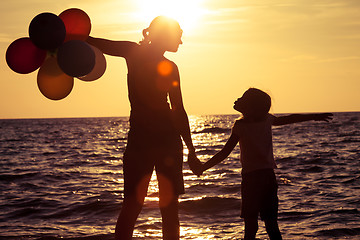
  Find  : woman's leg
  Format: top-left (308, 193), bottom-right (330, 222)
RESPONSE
top-left (159, 196), bottom-right (180, 240)
top-left (115, 174), bottom-right (151, 240)
top-left (158, 173), bottom-right (180, 240)
top-left (115, 195), bottom-right (143, 240)
top-left (244, 217), bottom-right (258, 240)
top-left (264, 218), bottom-right (282, 240)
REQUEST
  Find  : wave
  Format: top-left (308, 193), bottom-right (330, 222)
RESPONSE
top-left (180, 196), bottom-right (240, 214)
top-left (40, 198), bottom-right (119, 220)
top-left (279, 210), bottom-right (322, 221)
top-left (342, 175), bottom-right (360, 184)
top-left (0, 172), bottom-right (39, 182)
top-left (194, 149), bottom-right (218, 155)
top-left (0, 234), bottom-right (115, 240)
top-left (193, 127), bottom-right (230, 134)
top-left (316, 227), bottom-right (360, 238)
top-left (328, 208), bottom-right (359, 215)
top-left (297, 166), bottom-right (324, 173)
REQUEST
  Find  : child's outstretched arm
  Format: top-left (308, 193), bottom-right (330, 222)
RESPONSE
top-left (273, 113), bottom-right (333, 126)
top-left (202, 133), bottom-right (240, 173)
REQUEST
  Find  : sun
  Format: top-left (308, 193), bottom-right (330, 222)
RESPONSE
top-left (134, 0), bottom-right (206, 33)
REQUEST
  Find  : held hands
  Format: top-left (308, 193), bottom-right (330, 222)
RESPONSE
top-left (188, 151), bottom-right (203, 177)
top-left (314, 113), bottom-right (333, 122)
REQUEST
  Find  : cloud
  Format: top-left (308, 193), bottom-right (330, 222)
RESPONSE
top-left (0, 33), bottom-right (14, 44)
top-left (201, 6), bottom-right (249, 24)
top-left (280, 55), bottom-right (319, 62)
top-left (280, 54), bottom-right (360, 63)
top-left (317, 56), bottom-right (360, 63)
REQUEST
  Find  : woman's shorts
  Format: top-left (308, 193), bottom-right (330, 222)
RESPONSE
top-left (122, 123), bottom-right (184, 197)
top-left (241, 168), bottom-right (278, 220)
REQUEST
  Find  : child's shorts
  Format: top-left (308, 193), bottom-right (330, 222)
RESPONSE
top-left (122, 125), bottom-right (185, 198)
top-left (241, 168), bottom-right (278, 220)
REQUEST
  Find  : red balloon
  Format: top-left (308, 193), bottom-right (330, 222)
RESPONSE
top-left (59, 8), bottom-right (91, 41)
top-left (6, 37), bottom-right (47, 74)
top-left (29, 12), bottom-right (66, 50)
top-left (37, 57), bottom-right (74, 100)
top-left (57, 40), bottom-right (95, 77)
top-left (79, 46), bottom-right (106, 81)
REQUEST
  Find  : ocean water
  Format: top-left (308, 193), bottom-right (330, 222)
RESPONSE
top-left (0, 112), bottom-right (359, 240)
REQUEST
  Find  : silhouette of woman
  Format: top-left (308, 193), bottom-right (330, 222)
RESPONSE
top-left (87, 16), bottom-right (200, 239)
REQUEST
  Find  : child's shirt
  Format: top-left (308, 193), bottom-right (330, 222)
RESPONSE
top-left (232, 113), bottom-right (277, 174)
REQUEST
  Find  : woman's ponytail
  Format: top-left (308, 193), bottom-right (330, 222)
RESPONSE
top-left (139, 28), bottom-right (150, 45)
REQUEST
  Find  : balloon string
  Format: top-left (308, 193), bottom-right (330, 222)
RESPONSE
top-left (47, 48), bottom-right (58, 58)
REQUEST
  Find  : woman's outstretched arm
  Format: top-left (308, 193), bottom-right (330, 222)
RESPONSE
top-left (86, 36), bottom-right (136, 57)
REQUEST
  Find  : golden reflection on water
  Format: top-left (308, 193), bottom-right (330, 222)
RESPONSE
top-left (188, 115), bottom-right (206, 132)
top-left (180, 226), bottom-right (216, 239)
top-left (133, 228), bottom-right (163, 239)
top-left (134, 222), bottom-right (217, 239)
top-left (147, 171), bottom-right (159, 197)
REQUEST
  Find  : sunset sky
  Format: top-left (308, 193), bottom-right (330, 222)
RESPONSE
top-left (1, 0), bottom-right (360, 119)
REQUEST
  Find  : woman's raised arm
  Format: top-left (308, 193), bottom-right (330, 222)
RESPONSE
top-left (86, 36), bottom-right (136, 57)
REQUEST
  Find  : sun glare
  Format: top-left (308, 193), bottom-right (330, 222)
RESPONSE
top-left (134, 0), bottom-right (206, 32)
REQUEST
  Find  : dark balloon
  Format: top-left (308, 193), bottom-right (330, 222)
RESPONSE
top-left (79, 46), bottom-right (106, 81)
top-left (29, 12), bottom-right (66, 50)
top-left (37, 57), bottom-right (74, 100)
top-left (6, 37), bottom-right (47, 74)
top-left (57, 40), bottom-right (95, 77)
top-left (59, 8), bottom-right (91, 41)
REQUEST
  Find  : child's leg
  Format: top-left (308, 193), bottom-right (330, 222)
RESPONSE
top-left (264, 218), bottom-right (282, 240)
top-left (244, 217), bottom-right (258, 240)
top-left (258, 169), bottom-right (281, 239)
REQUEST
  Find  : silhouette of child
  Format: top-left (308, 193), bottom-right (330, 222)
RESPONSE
top-left (199, 88), bottom-right (332, 240)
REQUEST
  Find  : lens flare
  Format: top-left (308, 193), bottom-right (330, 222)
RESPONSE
top-left (172, 81), bottom-right (179, 87)
top-left (157, 173), bottom-right (175, 208)
top-left (157, 60), bottom-right (173, 76)
top-left (136, 174), bottom-right (152, 204)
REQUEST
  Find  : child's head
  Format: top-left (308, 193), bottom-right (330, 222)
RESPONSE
top-left (234, 88), bottom-right (271, 119)
top-left (140, 16), bottom-right (183, 52)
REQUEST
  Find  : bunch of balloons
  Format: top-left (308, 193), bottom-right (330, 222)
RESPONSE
top-left (6, 8), bottom-right (107, 100)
